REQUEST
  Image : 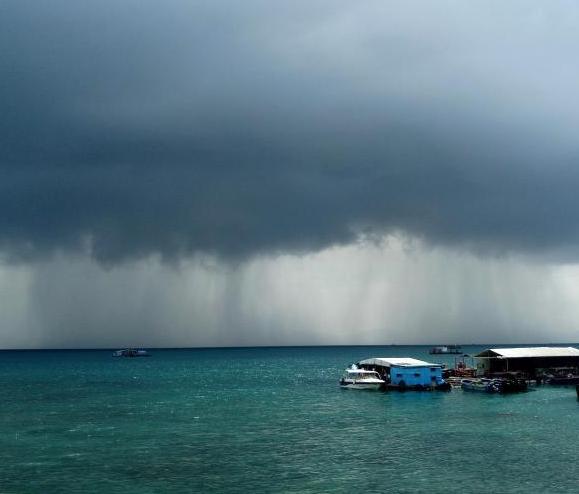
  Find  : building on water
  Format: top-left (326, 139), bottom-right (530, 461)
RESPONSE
top-left (357, 357), bottom-right (447, 390)
top-left (474, 347), bottom-right (579, 377)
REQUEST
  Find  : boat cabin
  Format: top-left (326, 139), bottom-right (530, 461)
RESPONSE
top-left (342, 369), bottom-right (381, 380)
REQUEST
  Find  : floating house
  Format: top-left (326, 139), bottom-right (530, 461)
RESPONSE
top-left (357, 357), bottom-right (445, 390)
top-left (474, 347), bottom-right (579, 377)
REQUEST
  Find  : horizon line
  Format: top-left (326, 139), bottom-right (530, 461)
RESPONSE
top-left (1, 342), bottom-right (578, 352)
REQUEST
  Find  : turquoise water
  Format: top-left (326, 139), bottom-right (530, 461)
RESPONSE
top-left (1, 346), bottom-right (579, 493)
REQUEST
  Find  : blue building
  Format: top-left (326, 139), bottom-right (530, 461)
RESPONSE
top-left (357, 357), bottom-right (445, 390)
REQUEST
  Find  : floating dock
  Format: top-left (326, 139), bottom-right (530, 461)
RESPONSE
top-left (357, 357), bottom-right (449, 391)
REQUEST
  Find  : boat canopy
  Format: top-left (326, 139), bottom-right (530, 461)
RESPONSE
top-left (358, 357), bottom-right (441, 368)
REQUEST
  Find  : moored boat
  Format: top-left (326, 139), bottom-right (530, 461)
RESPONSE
top-left (446, 376), bottom-right (464, 388)
top-left (461, 378), bottom-right (494, 392)
top-left (339, 368), bottom-right (385, 390)
top-left (542, 369), bottom-right (579, 385)
top-left (461, 378), bottom-right (527, 394)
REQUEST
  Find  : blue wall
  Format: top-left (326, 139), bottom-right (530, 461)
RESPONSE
top-left (389, 365), bottom-right (442, 387)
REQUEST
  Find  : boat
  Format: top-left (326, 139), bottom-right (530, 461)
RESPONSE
top-left (542, 368), bottom-right (579, 385)
top-left (112, 348), bottom-right (150, 358)
top-left (442, 357), bottom-right (477, 379)
top-left (429, 345), bottom-right (462, 355)
top-left (446, 376), bottom-right (464, 388)
top-left (461, 378), bottom-right (527, 394)
top-left (461, 378), bottom-right (494, 392)
top-left (339, 368), bottom-right (385, 390)
top-left (544, 374), bottom-right (579, 385)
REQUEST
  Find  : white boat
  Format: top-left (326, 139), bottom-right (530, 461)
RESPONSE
top-left (339, 369), bottom-right (385, 390)
top-left (446, 376), bottom-right (464, 388)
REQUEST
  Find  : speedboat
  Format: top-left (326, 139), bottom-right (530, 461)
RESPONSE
top-left (339, 369), bottom-right (385, 390)
top-left (112, 348), bottom-right (150, 358)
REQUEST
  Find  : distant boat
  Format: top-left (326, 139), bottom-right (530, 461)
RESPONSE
top-left (112, 348), bottom-right (150, 358)
top-left (429, 345), bottom-right (462, 355)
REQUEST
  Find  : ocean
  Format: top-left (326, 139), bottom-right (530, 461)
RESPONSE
top-left (1, 345), bottom-right (578, 493)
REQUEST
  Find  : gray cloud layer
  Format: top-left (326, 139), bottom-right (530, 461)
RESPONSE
top-left (3, 1), bottom-right (579, 263)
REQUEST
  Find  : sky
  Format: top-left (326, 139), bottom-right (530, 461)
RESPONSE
top-left (2, 1), bottom-right (579, 347)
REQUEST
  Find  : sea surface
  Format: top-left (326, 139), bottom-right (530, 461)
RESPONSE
top-left (1, 345), bottom-right (579, 493)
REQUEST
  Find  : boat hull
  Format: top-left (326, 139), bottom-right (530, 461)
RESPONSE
top-left (461, 381), bottom-right (491, 392)
top-left (340, 382), bottom-right (383, 390)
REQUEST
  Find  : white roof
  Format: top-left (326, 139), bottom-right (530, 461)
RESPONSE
top-left (481, 347), bottom-right (579, 358)
top-left (358, 357), bottom-right (440, 367)
top-left (345, 369), bottom-right (379, 374)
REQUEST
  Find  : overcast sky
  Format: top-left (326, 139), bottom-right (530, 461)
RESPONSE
top-left (2, 1), bottom-right (579, 347)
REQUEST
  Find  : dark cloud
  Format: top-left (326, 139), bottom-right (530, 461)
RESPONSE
top-left (2, 0), bottom-right (579, 263)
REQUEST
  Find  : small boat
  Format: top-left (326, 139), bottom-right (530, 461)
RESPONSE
top-left (339, 368), bottom-right (385, 390)
top-left (446, 376), bottom-right (464, 388)
top-left (461, 378), bottom-right (527, 394)
top-left (461, 378), bottom-right (494, 392)
top-left (543, 369), bottom-right (579, 385)
top-left (545, 375), bottom-right (579, 385)
top-left (429, 345), bottom-right (462, 355)
top-left (112, 348), bottom-right (151, 358)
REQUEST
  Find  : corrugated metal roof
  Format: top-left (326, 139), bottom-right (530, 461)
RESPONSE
top-left (346, 369), bottom-right (379, 374)
top-left (358, 357), bottom-right (440, 367)
top-left (479, 347), bottom-right (579, 358)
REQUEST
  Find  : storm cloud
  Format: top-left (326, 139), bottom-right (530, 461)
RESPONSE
top-left (2, 1), bottom-right (579, 263)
